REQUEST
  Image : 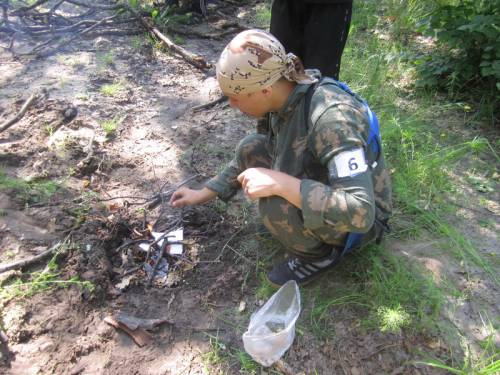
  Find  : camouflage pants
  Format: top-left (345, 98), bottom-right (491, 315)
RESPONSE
top-left (233, 134), bottom-right (341, 261)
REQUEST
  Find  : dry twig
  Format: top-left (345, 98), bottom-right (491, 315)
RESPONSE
top-left (0, 242), bottom-right (61, 274)
top-left (0, 92), bottom-right (39, 133)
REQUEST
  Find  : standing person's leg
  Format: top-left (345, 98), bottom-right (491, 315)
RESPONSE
top-left (302, 2), bottom-right (353, 80)
top-left (269, 0), bottom-right (305, 58)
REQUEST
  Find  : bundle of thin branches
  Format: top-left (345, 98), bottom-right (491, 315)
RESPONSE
top-left (0, 0), bottom-right (142, 56)
top-left (1, 0), bottom-right (211, 69)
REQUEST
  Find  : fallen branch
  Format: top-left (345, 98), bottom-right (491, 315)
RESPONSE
top-left (0, 92), bottom-right (39, 133)
top-left (11, 0), bottom-right (51, 14)
top-left (0, 242), bottom-right (61, 274)
top-left (64, 0), bottom-right (123, 11)
top-left (126, 5), bottom-right (210, 70)
top-left (164, 24), bottom-right (238, 40)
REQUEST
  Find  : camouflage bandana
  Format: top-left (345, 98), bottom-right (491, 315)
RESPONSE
top-left (216, 29), bottom-right (317, 95)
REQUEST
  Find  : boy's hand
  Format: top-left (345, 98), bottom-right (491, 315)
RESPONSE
top-left (169, 187), bottom-right (217, 208)
top-left (237, 168), bottom-right (301, 208)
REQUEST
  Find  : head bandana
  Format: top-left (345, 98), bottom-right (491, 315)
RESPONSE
top-left (216, 29), bottom-right (317, 95)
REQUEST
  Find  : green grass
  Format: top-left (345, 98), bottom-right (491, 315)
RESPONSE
top-left (416, 328), bottom-right (500, 374)
top-left (100, 115), bottom-right (125, 136)
top-left (0, 169), bottom-right (62, 204)
top-left (96, 51), bottom-right (115, 68)
top-left (302, 245), bottom-right (443, 339)
top-left (0, 242), bottom-right (94, 301)
top-left (340, 0), bottom-right (498, 285)
top-left (253, 2), bottom-right (271, 28)
top-left (202, 333), bottom-right (285, 375)
top-left (99, 82), bottom-right (124, 97)
top-left (101, 118), bottom-right (119, 135)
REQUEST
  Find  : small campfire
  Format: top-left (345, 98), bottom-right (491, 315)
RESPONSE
top-left (111, 176), bottom-right (200, 290)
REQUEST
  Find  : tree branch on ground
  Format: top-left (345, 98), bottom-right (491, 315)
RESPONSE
top-left (125, 4), bottom-right (211, 70)
top-left (0, 242), bottom-right (62, 274)
top-left (0, 92), bottom-right (40, 133)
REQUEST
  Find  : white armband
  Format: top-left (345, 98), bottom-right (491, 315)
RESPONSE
top-left (329, 148), bottom-right (368, 178)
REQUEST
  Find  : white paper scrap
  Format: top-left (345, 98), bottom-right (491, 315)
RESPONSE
top-left (151, 228), bottom-right (183, 255)
top-left (139, 243), bottom-right (150, 252)
top-left (166, 228), bottom-right (183, 255)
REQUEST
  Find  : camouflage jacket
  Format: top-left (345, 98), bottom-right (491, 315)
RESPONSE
top-left (207, 79), bottom-right (392, 236)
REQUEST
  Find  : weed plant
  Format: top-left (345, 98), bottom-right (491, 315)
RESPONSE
top-left (101, 115), bottom-right (125, 136)
top-left (0, 242), bottom-right (94, 302)
top-left (101, 118), bottom-right (119, 135)
top-left (99, 82), bottom-right (124, 97)
top-left (96, 51), bottom-right (115, 69)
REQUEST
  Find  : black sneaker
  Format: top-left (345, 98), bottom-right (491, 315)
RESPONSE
top-left (267, 248), bottom-right (341, 287)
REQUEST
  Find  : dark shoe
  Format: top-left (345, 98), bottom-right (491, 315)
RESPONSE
top-left (267, 248), bottom-right (341, 287)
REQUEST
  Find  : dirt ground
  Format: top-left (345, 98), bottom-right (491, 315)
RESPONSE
top-left (0, 1), bottom-right (498, 374)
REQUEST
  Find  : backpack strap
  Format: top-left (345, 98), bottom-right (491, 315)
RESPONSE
top-left (303, 78), bottom-right (383, 256)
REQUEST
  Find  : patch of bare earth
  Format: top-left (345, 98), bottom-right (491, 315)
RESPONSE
top-left (0, 2), bottom-right (498, 374)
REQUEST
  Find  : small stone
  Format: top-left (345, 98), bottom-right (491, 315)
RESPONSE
top-left (39, 340), bottom-right (55, 352)
top-left (351, 367), bottom-right (361, 375)
top-left (238, 301), bottom-right (246, 313)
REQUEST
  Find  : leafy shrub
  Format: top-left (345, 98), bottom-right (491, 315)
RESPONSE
top-left (415, 1), bottom-right (499, 95)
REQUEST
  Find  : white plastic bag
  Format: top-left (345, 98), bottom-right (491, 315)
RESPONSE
top-left (242, 280), bottom-right (301, 367)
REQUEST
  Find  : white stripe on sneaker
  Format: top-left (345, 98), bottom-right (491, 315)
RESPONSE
top-left (304, 264), bottom-right (320, 273)
top-left (298, 266), bottom-right (312, 276)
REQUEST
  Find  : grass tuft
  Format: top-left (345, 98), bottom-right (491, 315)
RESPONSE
top-left (377, 305), bottom-right (411, 333)
top-left (0, 241), bottom-right (94, 302)
top-left (100, 82), bottom-right (124, 97)
top-left (0, 170), bottom-right (62, 204)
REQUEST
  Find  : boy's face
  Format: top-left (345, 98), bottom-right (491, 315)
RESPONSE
top-left (224, 89), bottom-right (272, 118)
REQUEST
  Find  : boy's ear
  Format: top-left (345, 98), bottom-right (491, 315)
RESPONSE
top-left (262, 87), bottom-right (273, 96)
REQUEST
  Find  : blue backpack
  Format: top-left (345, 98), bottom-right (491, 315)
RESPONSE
top-left (304, 78), bottom-right (383, 257)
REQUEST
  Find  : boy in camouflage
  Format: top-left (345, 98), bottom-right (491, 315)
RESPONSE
top-left (170, 30), bottom-right (392, 286)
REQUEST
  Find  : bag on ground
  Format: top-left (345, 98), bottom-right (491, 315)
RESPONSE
top-left (242, 280), bottom-right (301, 367)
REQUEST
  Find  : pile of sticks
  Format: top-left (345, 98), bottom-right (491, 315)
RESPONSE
top-left (0, 0), bottom-right (212, 68)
